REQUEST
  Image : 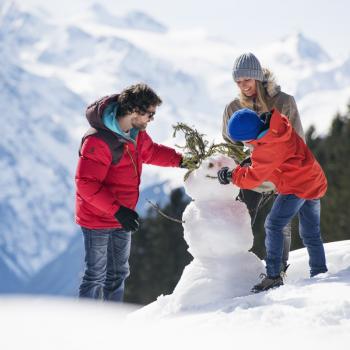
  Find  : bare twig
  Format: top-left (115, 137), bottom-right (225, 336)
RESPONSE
top-left (146, 199), bottom-right (185, 224)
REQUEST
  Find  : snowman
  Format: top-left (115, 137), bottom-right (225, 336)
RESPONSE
top-left (163, 153), bottom-right (265, 311)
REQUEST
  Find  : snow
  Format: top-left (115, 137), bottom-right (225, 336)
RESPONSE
top-left (132, 241), bottom-right (350, 348)
top-left (1, 240), bottom-right (349, 349)
top-left (160, 156), bottom-right (263, 309)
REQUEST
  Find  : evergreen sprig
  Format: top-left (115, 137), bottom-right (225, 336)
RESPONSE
top-left (173, 123), bottom-right (247, 180)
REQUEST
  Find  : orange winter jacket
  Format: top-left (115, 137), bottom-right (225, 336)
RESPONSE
top-left (232, 109), bottom-right (327, 199)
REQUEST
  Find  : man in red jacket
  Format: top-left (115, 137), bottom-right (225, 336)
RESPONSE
top-left (217, 108), bottom-right (328, 293)
top-left (75, 83), bottom-right (184, 301)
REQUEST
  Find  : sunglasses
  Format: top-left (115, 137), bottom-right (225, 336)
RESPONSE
top-left (139, 109), bottom-right (156, 119)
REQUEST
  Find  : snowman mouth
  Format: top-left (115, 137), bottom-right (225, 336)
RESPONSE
top-left (206, 174), bottom-right (218, 179)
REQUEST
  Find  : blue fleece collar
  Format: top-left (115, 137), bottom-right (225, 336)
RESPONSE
top-left (102, 102), bottom-right (139, 143)
top-left (257, 129), bottom-right (268, 139)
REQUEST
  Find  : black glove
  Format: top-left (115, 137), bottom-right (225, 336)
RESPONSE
top-left (217, 167), bottom-right (233, 185)
top-left (259, 111), bottom-right (273, 130)
top-left (114, 206), bottom-right (139, 232)
top-left (259, 111), bottom-right (272, 123)
top-left (240, 157), bottom-right (252, 167)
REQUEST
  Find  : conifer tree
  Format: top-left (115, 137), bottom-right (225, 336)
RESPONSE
top-left (124, 189), bottom-right (192, 304)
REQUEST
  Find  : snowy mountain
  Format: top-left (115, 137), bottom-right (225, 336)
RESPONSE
top-left (1, 0), bottom-right (350, 295)
top-left (1, 241), bottom-right (349, 350)
top-left (86, 3), bottom-right (167, 33)
top-left (263, 32), bottom-right (331, 66)
top-left (0, 0), bottom-right (216, 293)
top-left (0, 2), bottom-right (85, 284)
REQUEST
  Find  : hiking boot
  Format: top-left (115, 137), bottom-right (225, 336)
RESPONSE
top-left (251, 274), bottom-right (284, 293)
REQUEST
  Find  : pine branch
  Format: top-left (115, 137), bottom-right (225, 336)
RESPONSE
top-left (173, 123), bottom-right (248, 180)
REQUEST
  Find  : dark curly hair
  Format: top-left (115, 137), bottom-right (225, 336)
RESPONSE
top-left (116, 83), bottom-right (162, 117)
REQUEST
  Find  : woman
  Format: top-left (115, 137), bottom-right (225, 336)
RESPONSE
top-left (222, 52), bottom-right (305, 273)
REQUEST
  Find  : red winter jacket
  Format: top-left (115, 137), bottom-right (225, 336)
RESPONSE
top-left (232, 109), bottom-right (327, 199)
top-left (75, 102), bottom-right (182, 229)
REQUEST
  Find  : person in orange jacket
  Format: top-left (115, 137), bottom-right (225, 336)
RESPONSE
top-left (217, 108), bottom-right (328, 292)
top-left (222, 52), bottom-right (305, 273)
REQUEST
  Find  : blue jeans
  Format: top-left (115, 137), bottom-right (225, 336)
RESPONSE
top-left (79, 227), bottom-right (131, 302)
top-left (264, 194), bottom-right (327, 277)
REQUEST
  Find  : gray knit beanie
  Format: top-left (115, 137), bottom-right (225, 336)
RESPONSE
top-left (232, 52), bottom-right (264, 82)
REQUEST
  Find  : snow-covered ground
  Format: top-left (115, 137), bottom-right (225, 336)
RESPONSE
top-left (1, 240), bottom-right (349, 350)
top-left (134, 156), bottom-right (350, 337)
top-left (2, 156), bottom-right (349, 348)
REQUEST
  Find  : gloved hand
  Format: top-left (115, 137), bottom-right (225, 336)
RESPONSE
top-left (114, 206), bottom-right (139, 232)
top-left (259, 111), bottom-right (272, 123)
top-left (259, 111), bottom-right (273, 131)
top-left (217, 167), bottom-right (233, 185)
top-left (240, 157), bottom-right (252, 167)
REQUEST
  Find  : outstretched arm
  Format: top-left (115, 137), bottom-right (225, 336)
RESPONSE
top-left (140, 131), bottom-right (182, 167)
top-left (232, 144), bottom-right (285, 189)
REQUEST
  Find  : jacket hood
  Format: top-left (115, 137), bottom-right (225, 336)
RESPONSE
top-left (102, 102), bottom-right (138, 143)
top-left (85, 94), bottom-right (138, 143)
top-left (262, 68), bottom-right (281, 98)
top-left (85, 94), bottom-right (119, 130)
top-left (252, 109), bottom-right (292, 145)
top-left (86, 112), bottom-right (106, 130)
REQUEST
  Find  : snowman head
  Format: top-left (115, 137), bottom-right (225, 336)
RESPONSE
top-left (184, 154), bottom-right (239, 201)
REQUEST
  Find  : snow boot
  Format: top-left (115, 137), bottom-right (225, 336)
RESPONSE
top-left (251, 274), bottom-right (284, 293)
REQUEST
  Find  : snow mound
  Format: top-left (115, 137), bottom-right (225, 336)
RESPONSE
top-left (1, 240), bottom-right (350, 350)
top-left (139, 155), bottom-right (265, 312)
top-left (136, 240), bottom-right (350, 320)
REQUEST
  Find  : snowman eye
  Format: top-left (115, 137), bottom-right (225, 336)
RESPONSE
top-left (208, 163), bottom-right (214, 168)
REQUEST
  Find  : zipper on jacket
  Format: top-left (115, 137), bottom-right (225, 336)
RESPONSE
top-left (126, 144), bottom-right (138, 177)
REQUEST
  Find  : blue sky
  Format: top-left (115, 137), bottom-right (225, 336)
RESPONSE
top-left (18, 0), bottom-right (350, 59)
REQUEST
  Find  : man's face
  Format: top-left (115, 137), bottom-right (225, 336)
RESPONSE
top-left (131, 105), bottom-right (157, 130)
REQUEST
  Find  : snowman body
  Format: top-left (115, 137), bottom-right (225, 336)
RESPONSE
top-left (169, 154), bottom-right (265, 309)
